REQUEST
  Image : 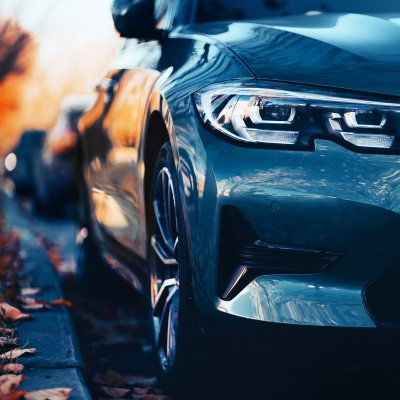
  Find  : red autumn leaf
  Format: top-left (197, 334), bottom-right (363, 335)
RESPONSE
top-left (0, 302), bottom-right (30, 322)
top-left (1, 389), bottom-right (25, 400)
top-left (47, 299), bottom-right (72, 308)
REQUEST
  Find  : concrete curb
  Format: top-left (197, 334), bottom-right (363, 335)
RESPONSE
top-left (3, 194), bottom-right (92, 400)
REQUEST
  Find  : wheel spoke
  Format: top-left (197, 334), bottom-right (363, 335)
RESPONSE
top-left (153, 168), bottom-right (178, 254)
top-left (153, 277), bottom-right (177, 317)
top-left (157, 284), bottom-right (179, 347)
top-left (151, 235), bottom-right (178, 266)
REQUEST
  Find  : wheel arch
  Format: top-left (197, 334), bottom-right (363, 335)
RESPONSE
top-left (143, 110), bottom-right (170, 231)
top-left (142, 95), bottom-right (193, 274)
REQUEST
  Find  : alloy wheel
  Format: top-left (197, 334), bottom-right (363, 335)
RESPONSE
top-left (150, 166), bottom-right (181, 371)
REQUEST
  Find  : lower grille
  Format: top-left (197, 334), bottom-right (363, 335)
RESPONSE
top-left (219, 206), bottom-right (342, 300)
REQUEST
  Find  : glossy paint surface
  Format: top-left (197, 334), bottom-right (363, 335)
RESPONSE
top-left (79, 9), bottom-right (400, 329)
top-left (182, 13), bottom-right (400, 96)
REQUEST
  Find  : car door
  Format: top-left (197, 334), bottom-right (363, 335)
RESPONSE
top-left (87, 0), bottom-right (197, 263)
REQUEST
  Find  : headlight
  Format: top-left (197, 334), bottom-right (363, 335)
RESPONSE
top-left (194, 81), bottom-right (400, 152)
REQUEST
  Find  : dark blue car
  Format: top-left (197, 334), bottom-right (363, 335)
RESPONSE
top-left (77, 0), bottom-right (400, 397)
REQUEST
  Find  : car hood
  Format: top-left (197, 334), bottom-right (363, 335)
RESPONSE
top-left (183, 13), bottom-right (400, 98)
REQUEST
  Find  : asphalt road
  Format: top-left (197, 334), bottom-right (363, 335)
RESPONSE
top-left (7, 194), bottom-right (400, 400)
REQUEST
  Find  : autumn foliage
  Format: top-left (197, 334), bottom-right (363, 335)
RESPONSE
top-left (0, 20), bottom-right (31, 84)
top-left (0, 19), bottom-right (34, 154)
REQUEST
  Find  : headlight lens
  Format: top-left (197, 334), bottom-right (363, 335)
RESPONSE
top-left (194, 81), bottom-right (400, 152)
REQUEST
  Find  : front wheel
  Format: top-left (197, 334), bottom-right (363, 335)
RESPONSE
top-left (148, 143), bottom-right (200, 391)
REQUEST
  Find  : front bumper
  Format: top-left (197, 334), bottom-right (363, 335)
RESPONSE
top-left (174, 108), bottom-right (400, 329)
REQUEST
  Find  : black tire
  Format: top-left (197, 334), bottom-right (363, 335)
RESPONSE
top-left (148, 142), bottom-right (200, 392)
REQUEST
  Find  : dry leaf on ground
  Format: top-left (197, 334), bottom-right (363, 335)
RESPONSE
top-left (1, 389), bottom-right (25, 400)
top-left (2, 363), bottom-right (24, 374)
top-left (20, 297), bottom-right (72, 310)
top-left (20, 288), bottom-right (41, 296)
top-left (100, 386), bottom-right (131, 398)
top-left (0, 336), bottom-right (18, 346)
top-left (21, 303), bottom-right (45, 311)
top-left (0, 302), bottom-right (30, 322)
top-left (24, 388), bottom-right (72, 400)
top-left (0, 374), bottom-right (25, 396)
top-left (0, 348), bottom-right (36, 360)
top-left (47, 299), bottom-right (72, 308)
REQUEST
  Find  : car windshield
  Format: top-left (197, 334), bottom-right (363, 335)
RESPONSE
top-left (197, 0), bottom-right (400, 23)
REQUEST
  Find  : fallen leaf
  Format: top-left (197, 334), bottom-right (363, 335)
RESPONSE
top-left (47, 299), bottom-right (72, 308)
top-left (99, 386), bottom-right (130, 398)
top-left (19, 297), bottom-right (72, 310)
top-left (1, 389), bottom-right (25, 400)
top-left (0, 374), bottom-right (24, 395)
top-left (2, 364), bottom-right (24, 374)
top-left (20, 288), bottom-right (41, 296)
top-left (0, 348), bottom-right (36, 360)
top-left (0, 336), bottom-right (18, 346)
top-left (21, 303), bottom-right (45, 311)
top-left (24, 388), bottom-right (72, 400)
top-left (0, 302), bottom-right (30, 322)
top-left (19, 297), bottom-right (37, 305)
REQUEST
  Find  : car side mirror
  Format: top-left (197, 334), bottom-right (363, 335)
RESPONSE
top-left (111, 0), bottom-right (159, 39)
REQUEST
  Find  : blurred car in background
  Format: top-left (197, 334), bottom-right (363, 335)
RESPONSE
top-left (33, 95), bottom-right (95, 215)
top-left (4, 129), bottom-right (46, 194)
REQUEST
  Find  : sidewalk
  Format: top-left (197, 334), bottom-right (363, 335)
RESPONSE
top-left (2, 192), bottom-right (91, 399)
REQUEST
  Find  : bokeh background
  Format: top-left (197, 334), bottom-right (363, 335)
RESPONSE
top-left (0, 0), bottom-right (121, 154)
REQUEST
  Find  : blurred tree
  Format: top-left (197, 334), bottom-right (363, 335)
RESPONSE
top-left (0, 19), bottom-right (31, 83)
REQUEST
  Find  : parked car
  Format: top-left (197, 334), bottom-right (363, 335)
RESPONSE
top-left (33, 95), bottom-right (95, 215)
top-left (77, 0), bottom-right (400, 396)
top-left (5, 130), bottom-right (46, 195)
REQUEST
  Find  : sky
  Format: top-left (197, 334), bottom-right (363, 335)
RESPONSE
top-left (0, 0), bottom-right (122, 153)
